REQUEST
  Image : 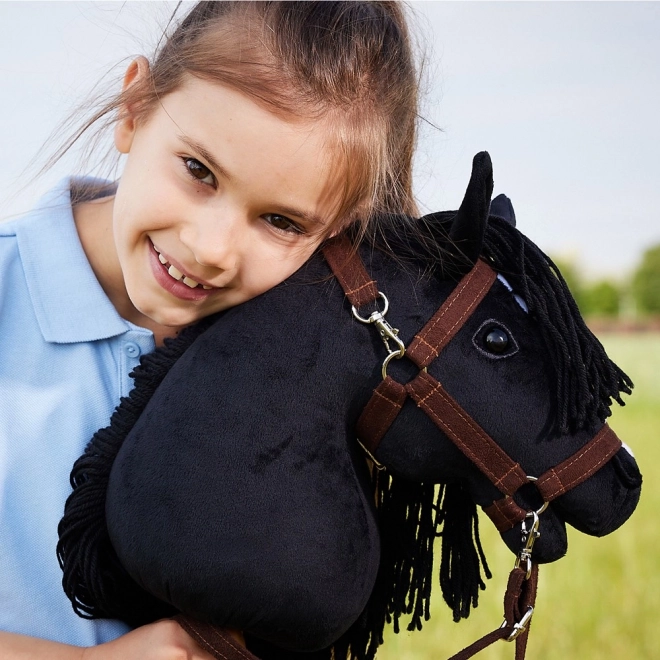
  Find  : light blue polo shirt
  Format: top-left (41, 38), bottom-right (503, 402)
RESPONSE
top-left (0, 180), bottom-right (155, 645)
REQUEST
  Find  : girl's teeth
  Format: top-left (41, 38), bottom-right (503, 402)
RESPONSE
top-left (157, 247), bottom-right (211, 289)
top-left (168, 265), bottom-right (184, 280)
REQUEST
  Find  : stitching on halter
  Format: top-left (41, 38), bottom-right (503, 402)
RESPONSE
top-left (415, 268), bottom-right (494, 364)
top-left (346, 280), bottom-right (378, 297)
top-left (369, 387), bottom-right (405, 439)
top-left (414, 380), bottom-right (507, 487)
top-left (541, 436), bottom-right (614, 499)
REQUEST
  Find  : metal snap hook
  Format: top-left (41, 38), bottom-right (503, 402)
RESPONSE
top-left (503, 606), bottom-right (535, 642)
top-left (352, 292), bottom-right (406, 377)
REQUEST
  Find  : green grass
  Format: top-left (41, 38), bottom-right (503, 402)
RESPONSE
top-left (377, 334), bottom-right (660, 660)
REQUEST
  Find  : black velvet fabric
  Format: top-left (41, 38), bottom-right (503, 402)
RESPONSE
top-left (105, 271), bottom-right (382, 651)
top-left (62, 152), bottom-right (642, 655)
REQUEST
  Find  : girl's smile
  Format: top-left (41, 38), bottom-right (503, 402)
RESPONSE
top-left (75, 63), bottom-right (342, 344)
top-left (149, 241), bottom-right (218, 301)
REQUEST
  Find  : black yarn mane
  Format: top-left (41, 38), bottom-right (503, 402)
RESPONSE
top-left (366, 212), bottom-right (634, 433)
top-left (481, 216), bottom-right (633, 434)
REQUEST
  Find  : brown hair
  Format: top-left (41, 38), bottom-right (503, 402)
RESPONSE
top-left (56, 1), bottom-right (421, 237)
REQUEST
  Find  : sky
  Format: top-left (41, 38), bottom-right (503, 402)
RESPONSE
top-left (0, 1), bottom-right (658, 280)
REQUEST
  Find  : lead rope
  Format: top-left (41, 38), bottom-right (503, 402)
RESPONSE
top-left (174, 615), bottom-right (259, 660)
top-left (448, 511), bottom-right (542, 660)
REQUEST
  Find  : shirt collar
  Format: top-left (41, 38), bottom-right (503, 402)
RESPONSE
top-left (16, 177), bottom-right (134, 344)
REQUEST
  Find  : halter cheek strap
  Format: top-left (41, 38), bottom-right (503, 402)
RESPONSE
top-left (322, 234), bottom-right (624, 660)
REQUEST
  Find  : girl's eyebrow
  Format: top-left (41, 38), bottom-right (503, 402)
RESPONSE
top-left (177, 133), bottom-right (326, 228)
top-left (178, 134), bottom-right (232, 181)
top-left (274, 204), bottom-right (325, 228)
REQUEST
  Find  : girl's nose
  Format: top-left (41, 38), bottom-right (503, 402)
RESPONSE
top-left (180, 210), bottom-right (242, 274)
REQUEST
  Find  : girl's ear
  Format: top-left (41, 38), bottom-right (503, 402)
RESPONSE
top-left (114, 56), bottom-right (151, 154)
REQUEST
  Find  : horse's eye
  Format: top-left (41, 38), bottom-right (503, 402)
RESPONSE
top-left (472, 320), bottom-right (519, 359)
top-left (485, 327), bottom-right (509, 354)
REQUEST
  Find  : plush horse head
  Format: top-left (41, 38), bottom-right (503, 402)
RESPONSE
top-left (58, 153), bottom-right (641, 660)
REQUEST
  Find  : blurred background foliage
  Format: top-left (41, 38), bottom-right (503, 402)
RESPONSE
top-left (632, 245), bottom-right (660, 315)
top-left (553, 242), bottom-right (660, 322)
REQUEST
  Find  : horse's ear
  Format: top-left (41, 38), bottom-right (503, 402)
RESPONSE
top-left (449, 151), bottom-right (494, 267)
top-left (489, 193), bottom-right (516, 227)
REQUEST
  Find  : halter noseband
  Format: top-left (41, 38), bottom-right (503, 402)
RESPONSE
top-left (322, 235), bottom-right (623, 660)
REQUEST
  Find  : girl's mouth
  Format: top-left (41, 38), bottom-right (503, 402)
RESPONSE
top-left (154, 247), bottom-right (213, 290)
top-left (149, 241), bottom-right (218, 301)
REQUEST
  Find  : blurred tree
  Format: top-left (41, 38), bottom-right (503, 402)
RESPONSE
top-left (632, 244), bottom-right (660, 314)
top-left (582, 280), bottom-right (621, 317)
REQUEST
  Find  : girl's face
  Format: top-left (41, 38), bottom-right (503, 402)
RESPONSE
top-left (112, 70), bottom-right (341, 333)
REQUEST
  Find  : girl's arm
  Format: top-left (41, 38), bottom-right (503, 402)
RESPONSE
top-left (0, 619), bottom-right (217, 660)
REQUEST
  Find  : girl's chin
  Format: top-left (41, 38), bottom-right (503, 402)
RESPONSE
top-left (128, 297), bottom-right (210, 332)
top-left (146, 310), bottom-right (208, 330)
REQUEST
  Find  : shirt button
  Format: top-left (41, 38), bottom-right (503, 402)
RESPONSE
top-left (124, 342), bottom-right (141, 358)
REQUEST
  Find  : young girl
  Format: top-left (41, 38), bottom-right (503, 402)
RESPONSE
top-left (0, 2), bottom-right (421, 658)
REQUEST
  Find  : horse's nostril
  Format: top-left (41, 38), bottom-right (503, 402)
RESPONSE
top-left (611, 450), bottom-right (643, 489)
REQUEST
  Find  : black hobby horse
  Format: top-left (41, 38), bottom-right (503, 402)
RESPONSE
top-left (58, 153), bottom-right (642, 660)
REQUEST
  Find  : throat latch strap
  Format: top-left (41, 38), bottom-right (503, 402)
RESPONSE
top-left (322, 236), bottom-right (379, 309)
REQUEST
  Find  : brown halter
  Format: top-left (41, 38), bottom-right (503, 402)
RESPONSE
top-left (322, 235), bottom-right (623, 660)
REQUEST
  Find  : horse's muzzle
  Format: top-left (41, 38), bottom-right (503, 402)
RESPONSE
top-left (499, 446), bottom-right (642, 563)
top-left (558, 446), bottom-right (642, 537)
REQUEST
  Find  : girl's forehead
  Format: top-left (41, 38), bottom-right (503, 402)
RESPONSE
top-left (163, 77), bottom-right (337, 152)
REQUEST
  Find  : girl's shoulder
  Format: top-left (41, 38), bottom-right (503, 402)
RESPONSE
top-left (0, 177), bottom-right (129, 345)
top-left (0, 176), bottom-right (116, 254)
top-left (0, 179), bottom-right (76, 281)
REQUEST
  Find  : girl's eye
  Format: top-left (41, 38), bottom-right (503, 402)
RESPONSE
top-left (263, 214), bottom-right (304, 235)
top-left (183, 158), bottom-right (215, 186)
